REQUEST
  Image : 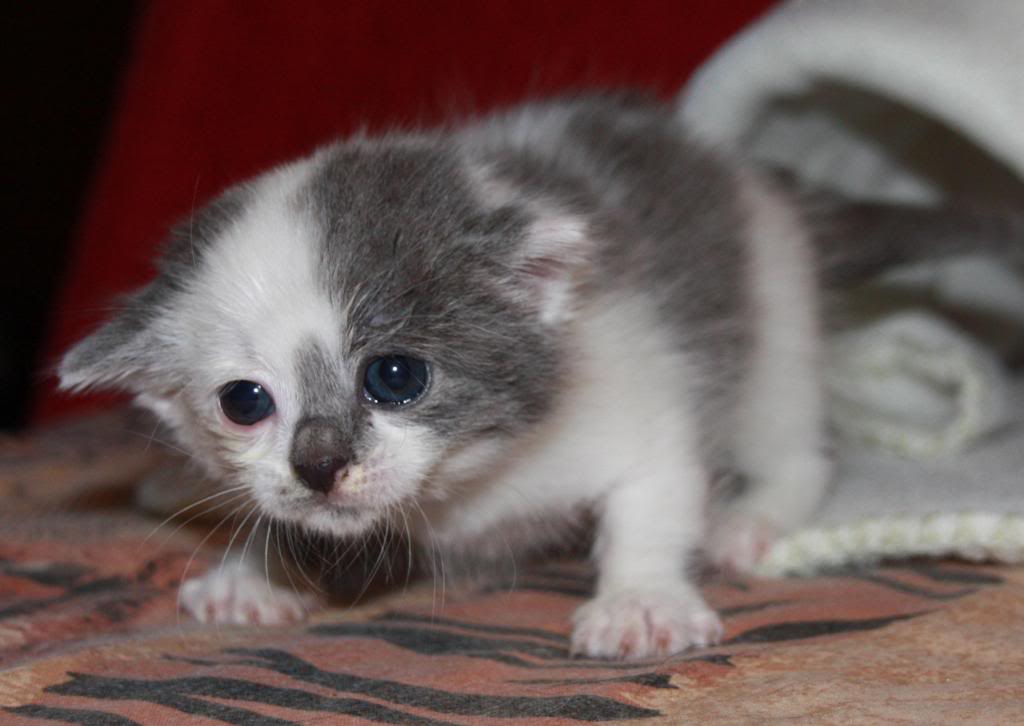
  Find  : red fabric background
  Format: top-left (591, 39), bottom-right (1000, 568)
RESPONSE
top-left (35, 0), bottom-right (775, 423)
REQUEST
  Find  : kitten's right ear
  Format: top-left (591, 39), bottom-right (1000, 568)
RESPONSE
top-left (509, 212), bottom-right (592, 327)
top-left (58, 284), bottom-right (171, 394)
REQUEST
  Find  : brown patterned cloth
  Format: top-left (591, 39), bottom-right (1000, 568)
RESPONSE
top-left (1, 412), bottom-right (1022, 724)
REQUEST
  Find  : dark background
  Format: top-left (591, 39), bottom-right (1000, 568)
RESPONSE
top-left (5, 1), bottom-right (774, 432)
top-left (4, 3), bottom-right (138, 431)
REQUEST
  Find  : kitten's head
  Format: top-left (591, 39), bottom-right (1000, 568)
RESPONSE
top-left (59, 137), bottom-right (591, 536)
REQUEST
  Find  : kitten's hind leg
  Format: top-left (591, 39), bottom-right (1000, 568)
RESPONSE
top-left (711, 351), bottom-right (832, 573)
top-left (710, 174), bottom-right (833, 574)
top-left (711, 316), bottom-right (832, 575)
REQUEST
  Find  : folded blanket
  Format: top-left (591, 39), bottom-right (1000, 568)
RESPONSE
top-left (826, 311), bottom-right (1011, 457)
top-left (761, 379), bottom-right (1024, 575)
top-left (678, 0), bottom-right (1024, 574)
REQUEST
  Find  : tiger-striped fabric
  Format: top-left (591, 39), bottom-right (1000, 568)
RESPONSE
top-left (2, 411), bottom-right (1021, 724)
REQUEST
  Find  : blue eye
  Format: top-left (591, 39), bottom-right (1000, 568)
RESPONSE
top-left (363, 355), bottom-right (429, 405)
top-left (219, 380), bottom-right (275, 425)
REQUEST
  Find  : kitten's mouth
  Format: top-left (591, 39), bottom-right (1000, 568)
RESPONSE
top-left (273, 492), bottom-right (366, 519)
top-left (291, 481), bottom-right (395, 520)
top-left (315, 498), bottom-right (361, 513)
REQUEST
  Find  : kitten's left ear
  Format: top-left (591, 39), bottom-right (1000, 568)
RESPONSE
top-left (511, 213), bottom-right (592, 326)
top-left (57, 283), bottom-right (174, 394)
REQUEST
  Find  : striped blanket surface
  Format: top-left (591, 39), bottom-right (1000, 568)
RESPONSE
top-left (1, 411), bottom-right (1021, 724)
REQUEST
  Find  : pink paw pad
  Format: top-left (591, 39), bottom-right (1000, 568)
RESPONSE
top-left (709, 515), bottom-right (777, 575)
top-left (571, 588), bottom-right (723, 661)
top-left (179, 567), bottom-right (318, 626)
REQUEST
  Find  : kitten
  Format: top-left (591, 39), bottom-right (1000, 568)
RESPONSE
top-left (58, 93), bottom-right (1021, 660)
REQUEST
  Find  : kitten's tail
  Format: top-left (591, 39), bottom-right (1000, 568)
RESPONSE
top-left (804, 195), bottom-right (1024, 289)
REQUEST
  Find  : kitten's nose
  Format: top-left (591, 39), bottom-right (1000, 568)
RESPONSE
top-left (293, 455), bottom-right (349, 494)
top-left (290, 417), bottom-right (353, 494)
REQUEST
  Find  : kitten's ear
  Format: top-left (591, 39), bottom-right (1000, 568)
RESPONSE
top-left (511, 213), bottom-right (592, 326)
top-left (58, 284), bottom-right (171, 394)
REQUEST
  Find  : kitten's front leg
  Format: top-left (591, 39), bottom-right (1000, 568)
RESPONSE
top-left (179, 525), bottom-right (321, 626)
top-left (571, 459), bottom-right (722, 660)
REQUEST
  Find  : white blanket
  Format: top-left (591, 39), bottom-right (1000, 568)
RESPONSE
top-left (825, 311), bottom-right (1010, 457)
top-left (677, 0), bottom-right (1024, 574)
top-left (679, 0), bottom-right (1024, 204)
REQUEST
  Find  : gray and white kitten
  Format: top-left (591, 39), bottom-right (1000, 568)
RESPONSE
top-left (59, 93), bottom-right (1021, 660)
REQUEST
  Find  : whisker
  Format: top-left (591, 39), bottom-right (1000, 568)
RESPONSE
top-left (124, 428), bottom-right (195, 459)
top-left (326, 533), bottom-right (358, 578)
top-left (398, 505), bottom-right (415, 591)
top-left (141, 417), bottom-right (162, 455)
top-left (410, 499), bottom-right (446, 617)
top-left (499, 526), bottom-right (518, 597)
top-left (274, 523), bottom-right (312, 603)
top-left (152, 490), bottom-right (251, 550)
top-left (238, 512), bottom-right (264, 573)
top-left (263, 519), bottom-right (274, 593)
top-left (143, 484), bottom-right (249, 545)
top-left (364, 511), bottom-right (394, 591)
top-left (285, 524), bottom-right (323, 594)
top-left (218, 502), bottom-right (260, 577)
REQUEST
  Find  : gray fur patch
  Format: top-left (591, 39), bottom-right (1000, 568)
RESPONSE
top-left (301, 140), bottom-right (564, 445)
top-left (294, 338), bottom-right (351, 420)
top-left (289, 339), bottom-right (366, 477)
top-left (462, 93), bottom-right (755, 456)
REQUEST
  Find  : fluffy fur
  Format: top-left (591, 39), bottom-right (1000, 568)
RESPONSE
top-left (59, 93), bottom-right (1020, 660)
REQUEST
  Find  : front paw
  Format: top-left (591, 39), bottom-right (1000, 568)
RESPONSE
top-left (570, 587), bottom-right (722, 661)
top-left (179, 564), bottom-right (319, 626)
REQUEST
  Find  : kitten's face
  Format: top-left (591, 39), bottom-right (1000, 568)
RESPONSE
top-left (59, 139), bottom-right (588, 537)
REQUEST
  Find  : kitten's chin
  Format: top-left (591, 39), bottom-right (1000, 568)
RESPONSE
top-left (280, 501), bottom-right (385, 538)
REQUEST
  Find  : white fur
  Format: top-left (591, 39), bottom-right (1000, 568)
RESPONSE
top-left (423, 296), bottom-right (698, 537)
top-left (183, 158), bottom-right (341, 419)
top-left (145, 159), bottom-right (340, 485)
